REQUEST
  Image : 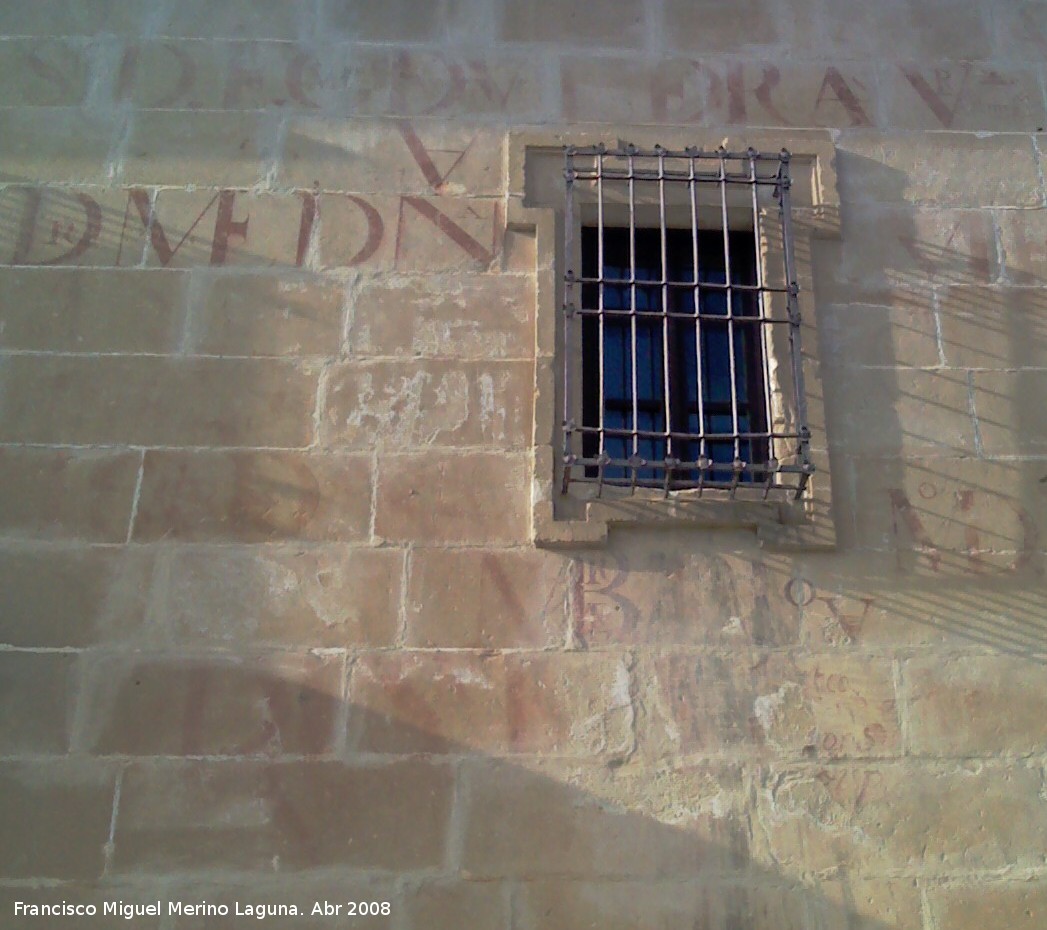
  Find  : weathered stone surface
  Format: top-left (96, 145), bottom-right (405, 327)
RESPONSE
top-left (0, 268), bottom-right (187, 352)
top-left (500, 0), bottom-right (645, 46)
top-left (572, 539), bottom-right (798, 648)
top-left (930, 880), bottom-right (1047, 930)
top-left (318, 193), bottom-right (503, 272)
top-left (144, 190), bottom-right (314, 269)
top-left (114, 759), bottom-right (453, 871)
top-left (350, 274), bottom-right (533, 359)
top-left (883, 63), bottom-right (1047, 131)
top-left (155, 0), bottom-right (313, 41)
top-left (77, 652), bottom-right (342, 756)
top-left (116, 40), bottom-right (325, 110)
top-left (282, 118), bottom-right (504, 195)
top-left (460, 760), bottom-right (748, 879)
top-left (402, 880), bottom-right (506, 930)
top-left (0, 546), bottom-right (155, 647)
top-left (999, 209), bottom-right (1047, 285)
top-left (0, 448), bottom-right (138, 542)
top-left (642, 651), bottom-right (900, 759)
top-left (664, 0), bottom-right (780, 52)
top-left (406, 548), bottom-right (568, 648)
top-left (515, 881), bottom-right (822, 930)
top-left (759, 761), bottom-right (1047, 872)
top-left (973, 370), bottom-right (1047, 455)
top-left (121, 112), bottom-right (269, 187)
top-left (374, 452), bottom-right (529, 544)
top-left (0, 761), bottom-right (115, 879)
top-left (0, 356), bottom-right (318, 447)
top-left (164, 546), bottom-right (401, 648)
top-left (837, 133), bottom-right (1041, 207)
top-left (349, 652), bottom-right (633, 756)
top-left (133, 451), bottom-right (371, 543)
top-left (825, 367), bottom-right (975, 455)
top-left (938, 286), bottom-right (1047, 369)
top-left (812, 879), bottom-right (923, 930)
top-left (322, 359), bottom-right (532, 450)
top-left (0, 0), bottom-right (144, 35)
top-left (903, 655), bottom-right (1047, 755)
top-left (187, 274), bottom-right (344, 356)
top-left (0, 109), bottom-right (114, 183)
top-left (0, 39), bottom-right (90, 106)
top-left (995, 4), bottom-right (1047, 63)
top-left (0, 651), bottom-right (74, 753)
top-left (820, 295), bottom-right (939, 368)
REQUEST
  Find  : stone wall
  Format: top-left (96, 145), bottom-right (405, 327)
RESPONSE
top-left (1, 1), bottom-right (1046, 928)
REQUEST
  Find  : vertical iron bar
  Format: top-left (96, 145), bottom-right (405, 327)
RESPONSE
top-left (778, 150), bottom-right (812, 499)
top-left (688, 149), bottom-right (707, 467)
top-left (563, 148), bottom-right (575, 492)
top-left (627, 146), bottom-right (639, 469)
top-left (749, 148), bottom-right (775, 472)
top-left (658, 146), bottom-right (672, 468)
top-left (597, 147), bottom-right (606, 473)
top-left (719, 148), bottom-right (742, 471)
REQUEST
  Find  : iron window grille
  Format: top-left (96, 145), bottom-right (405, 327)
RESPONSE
top-left (561, 143), bottom-right (814, 501)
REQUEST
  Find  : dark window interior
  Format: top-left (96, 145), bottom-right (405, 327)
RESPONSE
top-left (580, 226), bottom-right (769, 486)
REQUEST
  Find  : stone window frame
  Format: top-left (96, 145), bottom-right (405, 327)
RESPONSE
top-left (507, 128), bottom-right (841, 549)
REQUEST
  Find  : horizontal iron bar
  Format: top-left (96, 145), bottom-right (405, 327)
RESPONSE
top-left (568, 425), bottom-right (805, 441)
top-left (567, 145), bottom-right (790, 160)
top-left (568, 456), bottom-right (811, 477)
top-left (571, 169), bottom-right (783, 185)
top-left (571, 306), bottom-right (787, 323)
top-left (571, 276), bottom-right (790, 293)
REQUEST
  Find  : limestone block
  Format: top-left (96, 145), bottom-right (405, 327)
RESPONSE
top-left (820, 294), bottom-right (939, 369)
top-left (318, 194), bottom-right (503, 272)
top-left (120, 112), bottom-right (270, 187)
top-left (825, 368), bottom-right (976, 455)
top-left (995, 4), bottom-right (1047, 63)
top-left (758, 761), bottom-right (1047, 872)
top-left (0, 356), bottom-right (319, 446)
top-left (459, 760), bottom-right (747, 879)
top-left (0, 187), bottom-right (147, 267)
top-left (155, 0), bottom-right (313, 40)
top-left (346, 47), bottom-right (546, 121)
top-left (321, 359), bottom-right (532, 450)
top-left (0, 0), bottom-right (144, 36)
top-left (998, 209), bottom-right (1047, 285)
top-left (374, 452), bottom-right (529, 544)
top-left (113, 759), bottom-right (453, 871)
top-left (572, 542), bottom-right (798, 648)
top-left (929, 880), bottom-right (1047, 930)
top-left (405, 548), bottom-right (569, 648)
top-left (133, 451), bottom-right (372, 543)
top-left (402, 880), bottom-right (506, 930)
top-left (837, 133), bottom-right (1040, 208)
top-left (811, 879), bottom-right (923, 930)
top-left (0, 39), bottom-right (90, 106)
top-left (0, 268), bottom-right (187, 352)
top-left (883, 63), bottom-right (1047, 131)
top-left (904, 655), bottom-right (1047, 755)
top-left (321, 0), bottom-right (473, 42)
top-left (664, 0), bottom-right (779, 53)
top-left (641, 651), bottom-right (900, 759)
top-left (348, 652), bottom-right (633, 756)
top-left (0, 761), bottom-right (116, 879)
top-left (0, 109), bottom-right (114, 183)
top-left (0, 546), bottom-right (154, 647)
top-left (973, 370), bottom-right (1047, 455)
top-left (0, 651), bottom-right (74, 753)
top-left (116, 40), bottom-right (324, 110)
top-left (499, 0), bottom-right (645, 46)
top-left (187, 274), bottom-right (344, 356)
top-left (144, 190), bottom-right (314, 269)
top-left (76, 652), bottom-right (343, 756)
top-left (0, 448), bottom-right (138, 542)
top-left (350, 274), bottom-right (533, 359)
top-left (939, 286), bottom-right (1047, 368)
top-left (164, 546), bottom-right (401, 649)
top-left (281, 118), bottom-right (504, 195)
top-left (515, 882), bottom-right (816, 930)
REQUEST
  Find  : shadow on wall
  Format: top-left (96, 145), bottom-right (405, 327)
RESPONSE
top-left (1, 672), bottom-right (908, 930)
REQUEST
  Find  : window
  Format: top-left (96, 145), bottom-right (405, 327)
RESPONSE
top-left (508, 130), bottom-right (840, 548)
top-left (563, 145), bottom-right (812, 500)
